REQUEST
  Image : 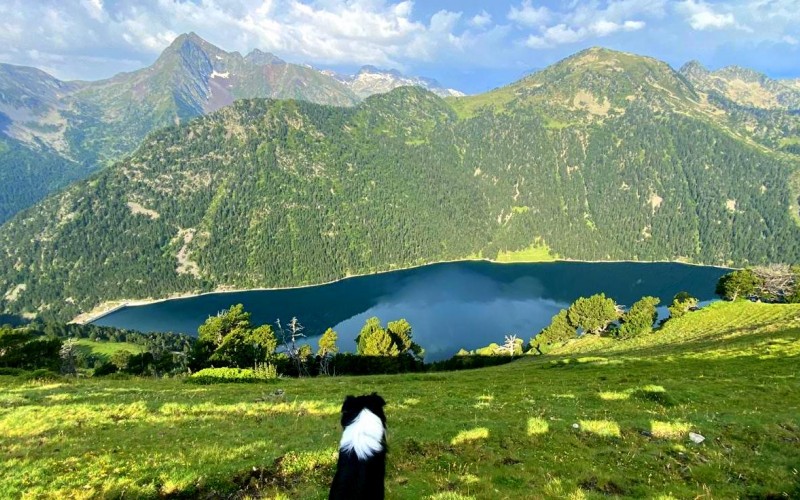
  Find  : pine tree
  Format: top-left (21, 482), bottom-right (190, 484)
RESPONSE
top-left (619, 296), bottom-right (660, 338)
top-left (567, 294), bottom-right (619, 335)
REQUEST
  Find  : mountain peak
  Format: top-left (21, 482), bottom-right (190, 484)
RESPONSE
top-left (679, 60), bottom-right (709, 78)
top-left (358, 65), bottom-right (403, 78)
top-left (244, 49), bottom-right (285, 66)
top-left (163, 32), bottom-right (224, 57)
top-left (560, 46), bottom-right (666, 73)
top-left (715, 65), bottom-right (767, 83)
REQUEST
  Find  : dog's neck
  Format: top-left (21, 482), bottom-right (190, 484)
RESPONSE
top-left (339, 408), bottom-right (385, 460)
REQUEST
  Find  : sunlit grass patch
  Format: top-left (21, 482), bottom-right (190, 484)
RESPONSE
top-left (459, 473), bottom-right (480, 485)
top-left (474, 393), bottom-right (494, 408)
top-left (650, 420), bottom-right (691, 440)
top-left (451, 427), bottom-right (489, 445)
top-left (576, 356), bottom-right (608, 364)
top-left (579, 420), bottom-right (621, 438)
top-left (0, 393), bottom-right (28, 407)
top-left (427, 493), bottom-right (476, 500)
top-left (544, 477), bottom-right (589, 499)
top-left (598, 391), bottom-right (630, 401)
top-left (273, 447), bottom-right (338, 476)
top-left (550, 356), bottom-right (623, 368)
top-left (527, 417), bottom-right (549, 435)
top-left (495, 241), bottom-right (556, 263)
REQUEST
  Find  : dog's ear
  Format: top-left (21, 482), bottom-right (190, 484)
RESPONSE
top-left (370, 392), bottom-right (386, 407)
top-left (341, 395), bottom-right (355, 411)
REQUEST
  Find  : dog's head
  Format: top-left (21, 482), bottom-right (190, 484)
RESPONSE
top-left (340, 392), bottom-right (386, 428)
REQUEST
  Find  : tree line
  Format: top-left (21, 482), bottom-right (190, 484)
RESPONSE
top-left (3, 263), bottom-right (796, 379)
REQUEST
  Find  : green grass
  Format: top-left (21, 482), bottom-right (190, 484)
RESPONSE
top-left (446, 86), bottom-right (518, 119)
top-left (779, 136), bottom-right (800, 147)
top-left (73, 339), bottom-right (144, 361)
top-left (495, 242), bottom-right (558, 263)
top-left (1, 301), bottom-right (799, 498)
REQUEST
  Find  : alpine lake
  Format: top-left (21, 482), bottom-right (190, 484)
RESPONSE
top-left (92, 261), bottom-right (729, 361)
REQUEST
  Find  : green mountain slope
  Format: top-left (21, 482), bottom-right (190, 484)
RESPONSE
top-left (2, 48), bottom-right (800, 320)
top-left (0, 33), bottom-right (358, 223)
top-left (1, 301), bottom-right (798, 498)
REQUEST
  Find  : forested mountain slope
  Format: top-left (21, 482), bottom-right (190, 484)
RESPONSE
top-left (2, 48), bottom-right (799, 321)
top-left (0, 33), bottom-right (358, 223)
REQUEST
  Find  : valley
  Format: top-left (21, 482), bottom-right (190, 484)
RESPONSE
top-left (0, 25), bottom-right (799, 499)
top-left (2, 5), bottom-right (800, 499)
top-left (2, 45), bottom-right (800, 322)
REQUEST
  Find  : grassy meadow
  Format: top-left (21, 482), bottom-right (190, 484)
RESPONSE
top-left (73, 339), bottom-right (145, 361)
top-left (1, 301), bottom-right (799, 498)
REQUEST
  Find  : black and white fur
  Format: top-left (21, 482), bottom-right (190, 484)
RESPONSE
top-left (329, 393), bottom-right (387, 500)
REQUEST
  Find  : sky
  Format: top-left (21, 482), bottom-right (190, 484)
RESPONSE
top-left (0, 0), bottom-right (798, 94)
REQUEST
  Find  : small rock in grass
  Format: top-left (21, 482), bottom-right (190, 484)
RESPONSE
top-left (689, 432), bottom-right (705, 444)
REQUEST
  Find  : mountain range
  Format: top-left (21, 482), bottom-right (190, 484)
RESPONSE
top-left (321, 65), bottom-right (465, 99)
top-left (0, 33), bottom-right (463, 223)
top-left (1, 46), bottom-right (799, 322)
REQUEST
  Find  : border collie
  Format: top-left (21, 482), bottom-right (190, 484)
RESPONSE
top-left (329, 393), bottom-right (387, 500)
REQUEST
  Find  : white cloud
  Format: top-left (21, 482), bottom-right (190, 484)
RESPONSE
top-left (522, 0), bottom-right (652, 49)
top-left (469, 10), bottom-right (493, 29)
top-left (678, 0), bottom-right (736, 30)
top-left (525, 18), bottom-right (646, 49)
top-left (80, 0), bottom-right (106, 22)
top-left (508, 1), bottom-right (551, 27)
top-left (1, 0), bottom-right (799, 88)
top-left (0, 0), bottom-right (484, 78)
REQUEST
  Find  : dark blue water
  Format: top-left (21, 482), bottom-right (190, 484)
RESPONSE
top-left (92, 261), bottom-right (728, 360)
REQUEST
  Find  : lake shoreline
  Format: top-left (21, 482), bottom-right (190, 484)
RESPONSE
top-left (73, 257), bottom-right (732, 325)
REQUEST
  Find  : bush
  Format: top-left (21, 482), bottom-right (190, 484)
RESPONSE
top-left (667, 292), bottom-right (698, 320)
top-left (18, 369), bottom-right (60, 382)
top-left (327, 353), bottom-right (423, 375)
top-left (0, 367), bottom-right (24, 376)
top-left (716, 269), bottom-right (760, 301)
top-left (186, 365), bottom-right (279, 384)
top-left (93, 362), bottom-right (119, 376)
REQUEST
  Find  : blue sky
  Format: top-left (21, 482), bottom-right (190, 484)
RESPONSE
top-left (0, 0), bottom-right (798, 94)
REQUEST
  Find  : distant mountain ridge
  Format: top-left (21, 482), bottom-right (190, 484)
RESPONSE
top-left (322, 65), bottom-right (465, 99)
top-left (2, 47), bottom-right (799, 322)
top-left (680, 60), bottom-right (800, 110)
top-left (679, 60), bottom-right (800, 155)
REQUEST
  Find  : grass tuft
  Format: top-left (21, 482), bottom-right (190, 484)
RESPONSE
top-left (579, 420), bottom-right (621, 438)
top-left (451, 427), bottom-right (490, 445)
top-left (650, 420), bottom-right (691, 440)
top-left (527, 417), bottom-right (550, 436)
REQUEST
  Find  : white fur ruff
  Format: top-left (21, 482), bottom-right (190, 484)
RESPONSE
top-left (339, 408), bottom-right (385, 461)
